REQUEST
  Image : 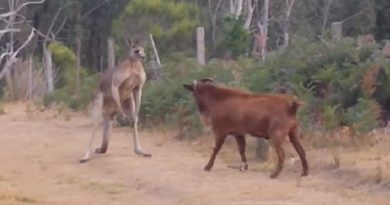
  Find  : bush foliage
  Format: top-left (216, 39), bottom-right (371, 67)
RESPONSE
top-left (140, 37), bottom-right (390, 136)
top-left (44, 43), bottom-right (99, 111)
top-left (42, 36), bottom-right (390, 137)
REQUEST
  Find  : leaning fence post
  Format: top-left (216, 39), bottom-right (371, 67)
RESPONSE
top-left (149, 34), bottom-right (162, 80)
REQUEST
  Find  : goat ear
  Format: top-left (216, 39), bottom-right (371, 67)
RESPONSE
top-left (127, 38), bottom-right (135, 47)
top-left (183, 84), bottom-right (194, 92)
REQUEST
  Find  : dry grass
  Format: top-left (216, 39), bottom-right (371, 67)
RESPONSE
top-left (1, 102), bottom-right (390, 205)
top-left (0, 191), bottom-right (39, 204)
top-left (0, 103), bottom-right (5, 115)
top-left (5, 58), bottom-right (49, 101)
top-left (375, 166), bottom-right (383, 184)
top-left (332, 147), bottom-right (341, 169)
top-left (56, 175), bottom-right (126, 195)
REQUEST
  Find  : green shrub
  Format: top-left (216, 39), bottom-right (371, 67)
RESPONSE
top-left (323, 104), bottom-right (341, 131)
top-left (140, 58), bottom-right (238, 134)
top-left (343, 98), bottom-right (381, 135)
top-left (112, 0), bottom-right (199, 59)
top-left (43, 72), bottom-right (99, 111)
top-left (48, 42), bottom-right (77, 88)
top-left (216, 15), bottom-right (250, 58)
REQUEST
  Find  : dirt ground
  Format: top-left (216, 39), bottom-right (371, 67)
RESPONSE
top-left (0, 103), bottom-right (389, 205)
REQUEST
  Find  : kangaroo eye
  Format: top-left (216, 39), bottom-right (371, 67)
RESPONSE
top-left (135, 50), bottom-right (140, 53)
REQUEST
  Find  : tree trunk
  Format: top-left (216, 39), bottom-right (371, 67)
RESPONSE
top-left (321, 0), bottom-right (332, 36)
top-left (75, 2), bottom-right (82, 94)
top-left (43, 45), bottom-right (54, 92)
top-left (259, 0), bottom-right (269, 60)
top-left (208, 0), bottom-right (222, 48)
top-left (6, 0), bottom-right (16, 99)
top-left (235, 0), bottom-right (244, 18)
top-left (229, 0), bottom-right (235, 14)
top-left (282, 0), bottom-right (295, 49)
top-left (28, 55), bottom-right (33, 101)
top-left (244, 0), bottom-right (255, 30)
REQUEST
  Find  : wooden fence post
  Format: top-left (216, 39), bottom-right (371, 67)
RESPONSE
top-left (107, 38), bottom-right (115, 70)
top-left (331, 22), bottom-right (342, 41)
top-left (196, 27), bottom-right (205, 66)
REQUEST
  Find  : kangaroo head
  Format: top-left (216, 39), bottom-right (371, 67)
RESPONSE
top-left (127, 38), bottom-right (146, 61)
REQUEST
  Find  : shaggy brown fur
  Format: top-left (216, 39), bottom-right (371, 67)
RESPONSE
top-left (184, 79), bottom-right (308, 178)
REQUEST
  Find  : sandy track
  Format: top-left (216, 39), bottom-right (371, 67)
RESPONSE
top-left (0, 103), bottom-right (389, 205)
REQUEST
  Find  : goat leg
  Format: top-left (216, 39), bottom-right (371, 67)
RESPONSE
top-left (204, 135), bottom-right (226, 171)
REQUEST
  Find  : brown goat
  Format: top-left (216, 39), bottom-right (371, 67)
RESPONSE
top-left (183, 78), bottom-right (308, 178)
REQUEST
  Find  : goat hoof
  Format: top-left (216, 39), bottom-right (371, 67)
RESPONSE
top-left (204, 165), bottom-right (212, 171)
top-left (270, 173), bottom-right (279, 178)
top-left (301, 171), bottom-right (309, 177)
top-left (79, 158), bottom-right (89, 163)
top-left (95, 148), bottom-right (107, 154)
top-left (239, 164), bottom-right (248, 172)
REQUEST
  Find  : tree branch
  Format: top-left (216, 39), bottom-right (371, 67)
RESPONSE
top-left (82, 0), bottom-right (112, 18)
top-left (0, 28), bottom-right (36, 79)
top-left (46, 2), bottom-right (68, 38)
top-left (0, 28), bottom-right (20, 35)
top-left (54, 16), bottom-right (67, 36)
top-left (15, 0), bottom-right (45, 13)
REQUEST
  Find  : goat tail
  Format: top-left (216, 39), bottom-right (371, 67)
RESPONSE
top-left (289, 96), bottom-right (305, 115)
top-left (91, 92), bottom-right (104, 126)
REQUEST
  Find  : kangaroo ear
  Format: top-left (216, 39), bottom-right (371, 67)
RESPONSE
top-left (127, 38), bottom-right (135, 47)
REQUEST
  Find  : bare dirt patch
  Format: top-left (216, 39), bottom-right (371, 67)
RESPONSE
top-left (0, 103), bottom-right (389, 205)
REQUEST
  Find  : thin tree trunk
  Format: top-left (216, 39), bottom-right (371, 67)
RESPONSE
top-left (208, 0), bottom-right (222, 48)
top-left (321, 0), bottom-right (332, 36)
top-left (282, 0), bottom-right (295, 49)
top-left (75, 2), bottom-right (82, 94)
top-left (43, 45), bottom-right (54, 92)
top-left (229, 0), bottom-right (235, 14)
top-left (244, 0), bottom-right (255, 30)
top-left (235, 0), bottom-right (244, 18)
top-left (28, 55), bottom-right (32, 101)
top-left (6, 0), bottom-right (16, 99)
top-left (260, 0), bottom-right (269, 60)
top-left (76, 35), bottom-right (81, 94)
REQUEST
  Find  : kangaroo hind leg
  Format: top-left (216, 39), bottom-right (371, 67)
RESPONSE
top-left (95, 116), bottom-right (112, 154)
top-left (80, 93), bottom-right (104, 163)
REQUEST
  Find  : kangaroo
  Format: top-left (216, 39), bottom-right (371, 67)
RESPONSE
top-left (80, 38), bottom-right (151, 163)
